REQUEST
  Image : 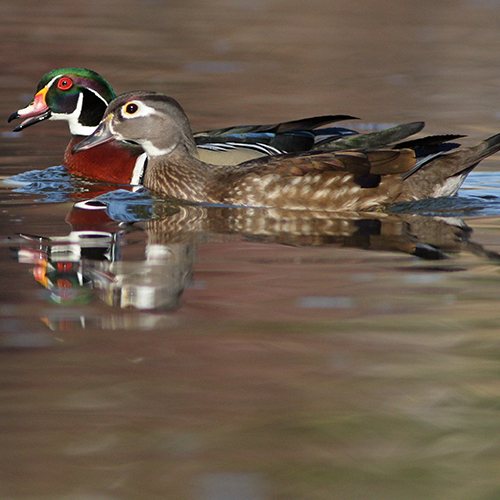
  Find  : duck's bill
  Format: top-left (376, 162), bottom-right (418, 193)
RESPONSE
top-left (72, 117), bottom-right (116, 153)
top-left (8, 87), bottom-right (51, 132)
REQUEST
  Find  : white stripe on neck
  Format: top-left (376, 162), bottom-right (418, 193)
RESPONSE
top-left (130, 153), bottom-right (148, 185)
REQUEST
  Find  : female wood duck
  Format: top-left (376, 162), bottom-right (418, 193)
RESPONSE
top-left (73, 91), bottom-right (500, 211)
top-left (8, 67), bottom-right (425, 185)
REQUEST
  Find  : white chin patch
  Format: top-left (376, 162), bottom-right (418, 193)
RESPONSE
top-left (142, 140), bottom-right (176, 157)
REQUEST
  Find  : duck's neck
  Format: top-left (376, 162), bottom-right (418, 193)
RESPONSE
top-left (143, 149), bottom-right (216, 203)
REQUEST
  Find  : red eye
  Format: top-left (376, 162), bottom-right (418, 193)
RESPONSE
top-left (57, 77), bottom-right (73, 90)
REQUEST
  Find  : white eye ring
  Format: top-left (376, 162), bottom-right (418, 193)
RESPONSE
top-left (121, 101), bottom-right (155, 118)
top-left (124, 102), bottom-right (139, 115)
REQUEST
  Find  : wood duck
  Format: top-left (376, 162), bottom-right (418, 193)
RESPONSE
top-left (73, 91), bottom-right (500, 211)
top-left (8, 67), bottom-right (425, 184)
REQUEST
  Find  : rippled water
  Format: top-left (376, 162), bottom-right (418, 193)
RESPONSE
top-left (3, 1), bottom-right (500, 499)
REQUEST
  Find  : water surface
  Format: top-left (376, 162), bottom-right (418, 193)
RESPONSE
top-left (3, 1), bottom-right (500, 499)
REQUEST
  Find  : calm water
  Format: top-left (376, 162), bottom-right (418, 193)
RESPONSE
top-left (3, 1), bottom-right (500, 499)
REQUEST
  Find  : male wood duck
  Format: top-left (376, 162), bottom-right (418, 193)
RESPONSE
top-left (8, 67), bottom-right (425, 185)
top-left (73, 91), bottom-right (500, 211)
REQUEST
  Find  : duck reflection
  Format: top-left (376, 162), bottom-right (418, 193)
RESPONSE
top-left (16, 202), bottom-right (197, 311)
top-left (11, 187), bottom-right (500, 323)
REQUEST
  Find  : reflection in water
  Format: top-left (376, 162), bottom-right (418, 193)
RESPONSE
top-left (9, 185), bottom-right (500, 332)
top-left (14, 215), bottom-right (197, 312)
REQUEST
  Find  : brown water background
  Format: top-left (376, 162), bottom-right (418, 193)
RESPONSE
top-left (3, 1), bottom-right (500, 499)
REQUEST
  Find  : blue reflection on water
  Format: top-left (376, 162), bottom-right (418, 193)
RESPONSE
top-left (5, 165), bottom-right (72, 185)
top-left (5, 166), bottom-right (75, 202)
top-left (88, 189), bottom-right (154, 222)
top-left (4, 166), bottom-right (155, 222)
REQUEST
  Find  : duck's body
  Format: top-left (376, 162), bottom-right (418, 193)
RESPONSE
top-left (9, 67), bottom-right (425, 184)
top-left (142, 149), bottom-right (413, 211)
top-left (73, 91), bottom-right (500, 212)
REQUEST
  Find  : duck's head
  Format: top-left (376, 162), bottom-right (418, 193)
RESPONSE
top-left (8, 67), bottom-right (115, 136)
top-left (73, 91), bottom-right (197, 157)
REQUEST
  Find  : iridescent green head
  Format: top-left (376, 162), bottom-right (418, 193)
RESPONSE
top-left (9, 67), bottom-right (117, 135)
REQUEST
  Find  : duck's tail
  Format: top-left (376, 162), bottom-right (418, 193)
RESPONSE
top-left (396, 132), bottom-right (500, 202)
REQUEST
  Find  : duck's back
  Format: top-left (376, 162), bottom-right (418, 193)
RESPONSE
top-left (210, 149), bottom-right (417, 211)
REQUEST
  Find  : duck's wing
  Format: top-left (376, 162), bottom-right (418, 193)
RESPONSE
top-left (235, 148), bottom-right (416, 178)
top-left (194, 114), bottom-right (356, 137)
top-left (314, 121), bottom-right (425, 150)
top-left (394, 133), bottom-right (465, 156)
top-left (195, 118), bottom-right (426, 163)
top-left (194, 115), bottom-right (359, 161)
